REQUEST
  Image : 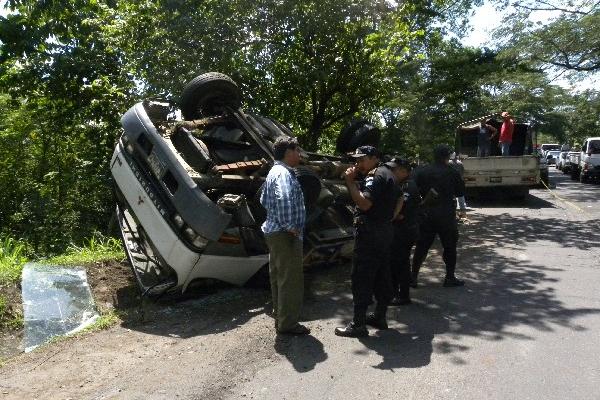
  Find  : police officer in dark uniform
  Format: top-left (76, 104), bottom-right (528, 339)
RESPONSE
top-left (386, 157), bottom-right (421, 305)
top-left (411, 144), bottom-right (466, 287)
top-left (335, 146), bottom-right (399, 338)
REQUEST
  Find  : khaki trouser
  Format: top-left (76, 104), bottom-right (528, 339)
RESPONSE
top-left (265, 231), bottom-right (304, 332)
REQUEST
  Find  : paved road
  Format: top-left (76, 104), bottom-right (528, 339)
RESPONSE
top-left (2, 169), bottom-right (599, 399)
top-left (225, 169), bottom-right (600, 400)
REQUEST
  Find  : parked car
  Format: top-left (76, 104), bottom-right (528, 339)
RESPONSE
top-left (110, 72), bottom-right (377, 297)
top-left (556, 151), bottom-right (569, 171)
top-left (568, 150), bottom-right (582, 180)
top-left (572, 137), bottom-right (600, 183)
top-left (540, 143), bottom-right (560, 157)
top-left (545, 150), bottom-right (560, 165)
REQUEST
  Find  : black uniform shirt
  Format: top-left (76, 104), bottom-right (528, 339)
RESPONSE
top-left (356, 164), bottom-right (398, 223)
top-left (412, 163), bottom-right (465, 217)
top-left (395, 179), bottom-right (421, 228)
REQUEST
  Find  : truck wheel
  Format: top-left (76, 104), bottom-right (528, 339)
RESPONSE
top-left (180, 72), bottom-right (242, 120)
top-left (336, 119), bottom-right (381, 154)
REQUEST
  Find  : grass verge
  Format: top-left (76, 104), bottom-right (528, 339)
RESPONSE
top-left (45, 233), bottom-right (125, 266)
top-left (0, 236), bottom-right (28, 286)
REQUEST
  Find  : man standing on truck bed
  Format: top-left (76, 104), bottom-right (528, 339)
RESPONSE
top-left (477, 119), bottom-right (497, 157)
top-left (499, 112), bottom-right (514, 156)
top-left (411, 144), bottom-right (466, 288)
top-left (260, 136), bottom-right (309, 335)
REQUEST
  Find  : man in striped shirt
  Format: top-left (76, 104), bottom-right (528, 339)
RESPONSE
top-left (260, 136), bottom-right (309, 335)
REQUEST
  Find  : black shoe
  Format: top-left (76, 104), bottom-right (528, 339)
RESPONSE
top-left (443, 277), bottom-right (465, 287)
top-left (334, 322), bottom-right (369, 337)
top-left (390, 297), bottom-right (412, 306)
top-left (365, 313), bottom-right (388, 330)
top-left (277, 323), bottom-right (310, 335)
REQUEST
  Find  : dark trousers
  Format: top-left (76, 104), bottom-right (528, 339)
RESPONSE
top-left (351, 220), bottom-right (393, 325)
top-left (412, 215), bottom-right (459, 279)
top-left (390, 224), bottom-right (418, 300)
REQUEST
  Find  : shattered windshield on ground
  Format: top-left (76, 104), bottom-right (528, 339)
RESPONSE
top-left (21, 263), bottom-right (99, 352)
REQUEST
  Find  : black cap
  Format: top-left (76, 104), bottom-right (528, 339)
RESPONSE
top-left (348, 145), bottom-right (380, 158)
top-left (385, 156), bottom-right (412, 170)
top-left (433, 144), bottom-right (453, 160)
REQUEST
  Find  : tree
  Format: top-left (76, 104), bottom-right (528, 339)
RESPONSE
top-left (0, 1), bottom-right (134, 252)
top-left (496, 1), bottom-right (600, 75)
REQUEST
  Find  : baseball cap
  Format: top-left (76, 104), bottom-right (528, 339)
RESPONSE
top-left (385, 156), bottom-right (412, 170)
top-left (348, 145), bottom-right (380, 158)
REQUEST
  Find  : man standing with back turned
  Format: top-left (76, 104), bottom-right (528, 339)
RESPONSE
top-left (411, 144), bottom-right (466, 288)
top-left (335, 146), bottom-right (398, 338)
top-left (260, 136), bottom-right (310, 335)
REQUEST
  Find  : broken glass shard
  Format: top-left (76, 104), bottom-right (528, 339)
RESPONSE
top-left (21, 263), bottom-right (99, 352)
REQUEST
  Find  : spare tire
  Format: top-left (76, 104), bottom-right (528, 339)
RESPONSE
top-left (180, 72), bottom-right (242, 120)
top-left (294, 166), bottom-right (322, 212)
top-left (336, 119), bottom-right (381, 154)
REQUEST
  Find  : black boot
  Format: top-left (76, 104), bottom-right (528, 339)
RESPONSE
top-left (365, 312), bottom-right (388, 330)
top-left (366, 304), bottom-right (388, 330)
top-left (443, 276), bottom-right (465, 287)
top-left (334, 321), bottom-right (369, 337)
top-left (335, 307), bottom-right (369, 337)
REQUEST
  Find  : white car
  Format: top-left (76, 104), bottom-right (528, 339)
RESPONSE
top-left (545, 150), bottom-right (561, 166)
top-left (556, 151), bottom-right (569, 171)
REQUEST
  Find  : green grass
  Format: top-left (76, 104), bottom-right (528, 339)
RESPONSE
top-left (46, 233), bottom-right (125, 266)
top-left (81, 310), bottom-right (120, 333)
top-left (0, 236), bottom-right (28, 286)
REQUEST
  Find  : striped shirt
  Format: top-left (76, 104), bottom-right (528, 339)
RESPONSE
top-left (260, 161), bottom-right (306, 240)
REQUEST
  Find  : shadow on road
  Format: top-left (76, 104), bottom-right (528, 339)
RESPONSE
top-left (274, 334), bottom-right (328, 372)
top-left (313, 209), bottom-right (600, 370)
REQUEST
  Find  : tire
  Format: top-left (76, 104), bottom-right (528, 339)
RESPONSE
top-left (180, 72), bottom-right (242, 120)
top-left (336, 119), bottom-right (381, 154)
top-left (294, 166), bottom-right (322, 212)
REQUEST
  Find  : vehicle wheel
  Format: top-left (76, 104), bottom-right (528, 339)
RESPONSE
top-left (336, 119), bottom-right (381, 154)
top-left (294, 166), bottom-right (322, 212)
top-left (180, 72), bottom-right (242, 120)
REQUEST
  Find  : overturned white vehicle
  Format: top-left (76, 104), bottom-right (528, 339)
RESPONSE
top-left (111, 73), bottom-right (380, 297)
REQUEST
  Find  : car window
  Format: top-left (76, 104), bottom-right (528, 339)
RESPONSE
top-left (588, 140), bottom-right (600, 154)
